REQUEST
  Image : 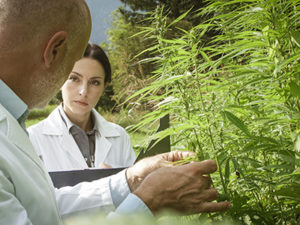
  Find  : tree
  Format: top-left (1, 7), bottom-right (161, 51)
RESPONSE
top-left (120, 0), bottom-right (206, 24)
top-left (107, 9), bottom-right (155, 110)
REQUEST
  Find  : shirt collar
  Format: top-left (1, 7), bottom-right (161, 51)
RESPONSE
top-left (0, 80), bottom-right (29, 123)
top-left (58, 103), bottom-right (98, 134)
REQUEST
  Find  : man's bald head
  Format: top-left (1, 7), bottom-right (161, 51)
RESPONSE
top-left (0, 0), bottom-right (90, 53)
top-left (0, 0), bottom-right (92, 109)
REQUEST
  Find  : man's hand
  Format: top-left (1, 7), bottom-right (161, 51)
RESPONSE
top-left (126, 151), bottom-right (194, 192)
top-left (133, 160), bottom-right (231, 214)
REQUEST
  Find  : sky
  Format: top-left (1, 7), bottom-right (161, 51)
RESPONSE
top-left (86, 0), bottom-right (124, 44)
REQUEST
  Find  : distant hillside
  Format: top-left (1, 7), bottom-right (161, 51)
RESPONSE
top-left (86, 0), bottom-right (124, 44)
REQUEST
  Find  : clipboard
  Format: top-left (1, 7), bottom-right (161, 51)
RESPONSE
top-left (49, 167), bottom-right (125, 188)
top-left (49, 114), bottom-right (170, 188)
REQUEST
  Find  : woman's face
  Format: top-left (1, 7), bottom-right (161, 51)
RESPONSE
top-left (62, 57), bottom-right (107, 118)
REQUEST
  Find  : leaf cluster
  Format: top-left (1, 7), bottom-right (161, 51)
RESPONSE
top-left (129, 0), bottom-right (300, 224)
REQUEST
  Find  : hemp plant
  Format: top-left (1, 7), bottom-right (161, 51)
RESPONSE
top-left (127, 0), bottom-right (300, 224)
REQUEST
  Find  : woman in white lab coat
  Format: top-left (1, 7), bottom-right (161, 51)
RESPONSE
top-left (28, 44), bottom-right (136, 171)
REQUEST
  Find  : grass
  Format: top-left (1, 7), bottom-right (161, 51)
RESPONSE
top-left (130, 132), bottom-right (149, 155)
top-left (25, 104), bottom-right (57, 128)
top-left (27, 104), bottom-right (57, 120)
top-left (25, 118), bottom-right (44, 128)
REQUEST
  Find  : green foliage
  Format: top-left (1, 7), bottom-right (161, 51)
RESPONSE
top-left (107, 9), bottom-right (155, 109)
top-left (26, 105), bottom-right (58, 128)
top-left (130, 0), bottom-right (300, 224)
top-left (95, 85), bottom-right (116, 112)
top-left (107, 6), bottom-right (197, 110)
top-left (64, 213), bottom-right (236, 225)
top-left (27, 105), bottom-right (57, 120)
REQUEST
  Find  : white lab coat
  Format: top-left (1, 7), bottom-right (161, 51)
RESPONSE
top-left (0, 103), bottom-right (122, 225)
top-left (28, 106), bottom-right (136, 171)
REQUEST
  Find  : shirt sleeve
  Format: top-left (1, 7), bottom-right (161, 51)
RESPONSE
top-left (109, 169), bottom-right (152, 217)
top-left (109, 169), bottom-right (131, 207)
top-left (109, 169), bottom-right (152, 216)
top-left (115, 193), bottom-right (152, 215)
top-left (55, 171), bottom-right (119, 216)
top-left (55, 168), bottom-right (152, 217)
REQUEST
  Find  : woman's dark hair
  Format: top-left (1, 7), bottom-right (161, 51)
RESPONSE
top-left (83, 43), bottom-right (111, 83)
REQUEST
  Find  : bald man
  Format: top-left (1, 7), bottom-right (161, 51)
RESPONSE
top-left (0, 0), bottom-right (230, 224)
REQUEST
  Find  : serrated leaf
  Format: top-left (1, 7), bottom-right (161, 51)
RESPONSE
top-left (224, 158), bottom-right (230, 186)
top-left (295, 135), bottom-right (300, 153)
top-left (274, 184), bottom-right (300, 201)
top-left (199, 51), bottom-right (211, 62)
top-left (291, 30), bottom-right (300, 48)
top-left (167, 8), bottom-right (191, 28)
top-left (289, 81), bottom-right (300, 99)
top-left (222, 111), bottom-right (251, 136)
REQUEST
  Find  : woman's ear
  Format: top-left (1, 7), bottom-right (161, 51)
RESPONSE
top-left (43, 31), bottom-right (67, 68)
top-left (104, 82), bottom-right (109, 89)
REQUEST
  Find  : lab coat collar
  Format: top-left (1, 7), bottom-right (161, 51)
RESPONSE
top-left (40, 106), bottom-right (124, 168)
top-left (41, 107), bottom-right (65, 135)
top-left (41, 107), bottom-right (88, 168)
top-left (0, 104), bottom-right (45, 171)
top-left (0, 80), bottom-right (28, 121)
top-left (41, 106), bottom-right (121, 138)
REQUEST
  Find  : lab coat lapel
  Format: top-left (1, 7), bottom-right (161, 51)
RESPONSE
top-left (94, 134), bottom-right (112, 167)
top-left (60, 128), bottom-right (88, 168)
top-left (93, 109), bottom-right (120, 167)
top-left (0, 105), bottom-right (45, 171)
top-left (43, 108), bottom-right (88, 168)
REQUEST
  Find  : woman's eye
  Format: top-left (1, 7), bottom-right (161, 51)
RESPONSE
top-left (91, 80), bottom-right (100, 86)
top-left (69, 76), bottom-right (79, 82)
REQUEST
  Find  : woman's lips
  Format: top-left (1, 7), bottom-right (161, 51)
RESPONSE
top-left (75, 100), bottom-right (88, 106)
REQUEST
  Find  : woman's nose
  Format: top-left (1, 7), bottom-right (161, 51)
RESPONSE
top-left (79, 84), bottom-right (88, 96)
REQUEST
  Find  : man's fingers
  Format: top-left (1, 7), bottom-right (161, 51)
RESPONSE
top-left (200, 188), bottom-right (218, 201)
top-left (197, 160), bottom-right (218, 174)
top-left (195, 175), bottom-right (213, 190)
top-left (182, 160), bottom-right (218, 175)
top-left (197, 201), bottom-right (232, 213)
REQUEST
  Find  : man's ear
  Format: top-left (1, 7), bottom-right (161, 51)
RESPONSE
top-left (43, 31), bottom-right (67, 68)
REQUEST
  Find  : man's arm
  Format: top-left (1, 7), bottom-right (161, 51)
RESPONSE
top-left (55, 151), bottom-right (194, 216)
top-left (56, 151), bottom-right (230, 217)
top-left (55, 170), bottom-right (128, 216)
top-left (0, 171), bottom-right (33, 225)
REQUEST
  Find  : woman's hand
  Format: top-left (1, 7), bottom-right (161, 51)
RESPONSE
top-left (98, 163), bottom-right (112, 168)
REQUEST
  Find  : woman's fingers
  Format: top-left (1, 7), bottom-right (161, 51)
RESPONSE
top-left (165, 150), bottom-right (195, 162)
top-left (98, 163), bottom-right (112, 168)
